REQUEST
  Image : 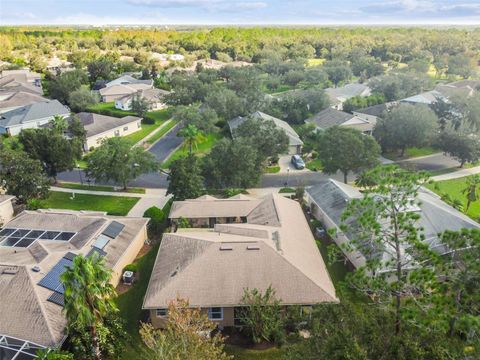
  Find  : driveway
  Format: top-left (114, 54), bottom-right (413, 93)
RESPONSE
top-left (278, 155), bottom-right (309, 174)
top-left (148, 123), bottom-right (183, 162)
top-left (396, 153), bottom-right (460, 172)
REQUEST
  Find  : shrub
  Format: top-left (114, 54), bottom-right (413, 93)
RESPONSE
top-left (142, 115), bottom-right (155, 125)
top-left (143, 206), bottom-right (166, 238)
top-left (124, 263), bottom-right (138, 272)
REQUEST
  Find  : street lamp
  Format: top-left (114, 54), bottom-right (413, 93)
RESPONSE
top-left (76, 165), bottom-right (83, 185)
top-left (285, 167), bottom-right (290, 187)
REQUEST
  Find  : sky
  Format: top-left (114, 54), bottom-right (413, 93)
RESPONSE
top-left (1, 0), bottom-right (480, 26)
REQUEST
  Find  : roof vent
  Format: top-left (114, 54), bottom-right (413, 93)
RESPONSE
top-left (220, 245), bottom-right (233, 251)
top-left (247, 245), bottom-right (260, 250)
top-left (2, 267), bottom-right (18, 275)
top-left (32, 266), bottom-right (41, 272)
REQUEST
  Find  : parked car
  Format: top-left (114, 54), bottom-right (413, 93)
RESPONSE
top-left (291, 155), bottom-right (305, 169)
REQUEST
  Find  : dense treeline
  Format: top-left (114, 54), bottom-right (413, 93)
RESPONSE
top-left (1, 26), bottom-right (480, 65)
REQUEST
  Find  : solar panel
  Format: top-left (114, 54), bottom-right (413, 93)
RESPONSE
top-left (47, 291), bottom-right (65, 307)
top-left (64, 252), bottom-right (76, 261)
top-left (39, 231), bottom-right (61, 240)
top-left (87, 247), bottom-right (107, 259)
top-left (1, 237), bottom-right (21, 247)
top-left (24, 230), bottom-right (45, 239)
top-left (56, 232), bottom-right (76, 241)
top-left (15, 238), bottom-right (36, 248)
top-left (93, 234), bottom-right (110, 250)
top-left (102, 221), bottom-right (125, 239)
top-left (38, 254), bottom-right (75, 291)
top-left (11, 229), bottom-right (30, 238)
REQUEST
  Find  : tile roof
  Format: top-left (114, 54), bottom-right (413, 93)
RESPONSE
top-left (144, 194), bottom-right (338, 309)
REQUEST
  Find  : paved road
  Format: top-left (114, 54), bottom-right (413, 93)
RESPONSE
top-left (148, 123), bottom-right (183, 162)
top-left (57, 153), bottom-right (462, 190)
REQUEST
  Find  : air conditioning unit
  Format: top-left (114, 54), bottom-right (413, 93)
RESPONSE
top-left (122, 271), bottom-right (134, 285)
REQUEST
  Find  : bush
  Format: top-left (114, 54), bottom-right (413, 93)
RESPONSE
top-left (143, 206), bottom-right (166, 238)
top-left (124, 263), bottom-right (138, 272)
top-left (142, 115), bottom-right (156, 125)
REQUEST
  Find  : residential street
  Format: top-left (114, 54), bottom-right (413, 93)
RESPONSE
top-left (147, 123), bottom-right (183, 162)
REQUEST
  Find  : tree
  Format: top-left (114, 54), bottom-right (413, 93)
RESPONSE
top-left (86, 137), bottom-right (158, 189)
top-left (438, 131), bottom-right (480, 167)
top-left (173, 105), bottom-right (218, 133)
top-left (238, 286), bottom-right (284, 345)
top-left (342, 94), bottom-right (385, 113)
top-left (19, 128), bottom-right (81, 181)
top-left (462, 175), bottom-right (480, 212)
top-left (373, 103), bottom-right (438, 156)
top-left (369, 73), bottom-right (432, 101)
top-left (203, 138), bottom-right (260, 189)
top-left (0, 149), bottom-right (49, 203)
top-left (131, 92), bottom-right (150, 117)
top-left (340, 166), bottom-right (435, 335)
top-left (317, 126), bottom-right (380, 183)
top-left (61, 254), bottom-right (118, 360)
top-left (178, 124), bottom-right (206, 156)
top-left (140, 298), bottom-right (231, 360)
top-left (234, 117), bottom-right (289, 160)
top-left (167, 155), bottom-right (204, 200)
top-left (37, 349), bottom-right (74, 360)
top-left (69, 85), bottom-right (100, 112)
top-left (204, 88), bottom-right (245, 121)
top-left (323, 60), bottom-right (352, 86)
top-left (47, 69), bottom-right (89, 105)
top-left (447, 54), bottom-right (475, 79)
top-left (87, 58), bottom-right (114, 82)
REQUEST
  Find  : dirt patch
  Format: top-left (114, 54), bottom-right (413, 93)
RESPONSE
top-left (136, 243), bottom-right (152, 259)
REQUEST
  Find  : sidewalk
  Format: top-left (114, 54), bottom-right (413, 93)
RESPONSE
top-left (431, 166), bottom-right (480, 181)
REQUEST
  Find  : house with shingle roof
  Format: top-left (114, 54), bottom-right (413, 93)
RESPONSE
top-left (99, 83), bottom-right (153, 102)
top-left (0, 90), bottom-right (48, 113)
top-left (228, 111), bottom-right (303, 155)
top-left (305, 107), bottom-right (374, 134)
top-left (353, 101), bottom-right (398, 125)
top-left (143, 194), bottom-right (338, 328)
top-left (74, 112), bottom-right (143, 151)
top-left (325, 83), bottom-right (371, 110)
top-left (114, 88), bottom-right (170, 111)
top-left (0, 209), bottom-right (148, 352)
top-left (0, 100), bottom-right (70, 136)
top-left (306, 179), bottom-right (480, 273)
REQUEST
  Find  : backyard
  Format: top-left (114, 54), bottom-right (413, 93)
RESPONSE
top-left (383, 146), bottom-right (438, 161)
top-left (37, 191), bottom-right (140, 216)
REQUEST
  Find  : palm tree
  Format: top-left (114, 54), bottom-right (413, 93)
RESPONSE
top-left (178, 124), bottom-right (206, 156)
top-left (51, 115), bottom-right (68, 134)
top-left (462, 174), bottom-right (480, 212)
top-left (61, 255), bottom-right (117, 360)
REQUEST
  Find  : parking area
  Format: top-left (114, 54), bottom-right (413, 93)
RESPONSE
top-left (278, 155), bottom-right (310, 174)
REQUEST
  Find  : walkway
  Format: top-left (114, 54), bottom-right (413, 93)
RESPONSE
top-left (133, 119), bottom-right (173, 148)
top-left (432, 166), bottom-right (480, 181)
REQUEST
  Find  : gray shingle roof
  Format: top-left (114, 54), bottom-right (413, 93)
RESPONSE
top-left (0, 100), bottom-right (69, 128)
top-left (0, 91), bottom-right (47, 111)
top-left (305, 107), bottom-right (359, 129)
top-left (76, 112), bottom-right (142, 138)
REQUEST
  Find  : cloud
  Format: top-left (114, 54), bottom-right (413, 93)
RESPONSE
top-left (359, 0), bottom-right (436, 14)
top-left (127, 0), bottom-right (267, 11)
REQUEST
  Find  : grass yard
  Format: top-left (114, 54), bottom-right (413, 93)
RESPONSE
top-left (265, 165), bottom-right (280, 174)
top-left (145, 119), bottom-right (177, 145)
top-left (383, 146), bottom-right (439, 161)
top-left (161, 132), bottom-right (222, 168)
top-left (38, 191), bottom-right (139, 216)
top-left (426, 177), bottom-right (480, 220)
top-left (116, 243), bottom-right (160, 360)
top-left (306, 158), bottom-right (322, 171)
top-left (123, 120), bottom-right (165, 146)
top-left (279, 187), bottom-right (296, 193)
top-left (87, 102), bottom-right (136, 117)
top-left (225, 345), bottom-right (288, 359)
top-left (56, 181), bottom-right (145, 194)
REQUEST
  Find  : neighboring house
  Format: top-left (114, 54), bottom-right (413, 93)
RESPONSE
top-left (0, 100), bottom-right (70, 136)
top-left (353, 101), bottom-right (398, 125)
top-left (143, 194), bottom-right (338, 328)
top-left (0, 195), bottom-right (15, 224)
top-left (115, 88), bottom-right (170, 111)
top-left (435, 80), bottom-right (480, 99)
top-left (305, 107), bottom-right (374, 134)
top-left (325, 83), bottom-right (371, 110)
top-left (104, 75), bottom-right (153, 88)
top-left (75, 112), bottom-right (142, 151)
top-left (0, 90), bottom-right (48, 113)
top-left (99, 83), bottom-right (153, 102)
top-left (306, 179), bottom-right (480, 273)
top-left (169, 54), bottom-right (185, 61)
top-left (0, 70), bottom-right (43, 95)
top-left (0, 69), bottom-right (42, 87)
top-left (45, 56), bottom-right (73, 75)
top-left (0, 209), bottom-right (148, 354)
top-left (228, 111), bottom-right (303, 155)
top-left (400, 90), bottom-right (447, 105)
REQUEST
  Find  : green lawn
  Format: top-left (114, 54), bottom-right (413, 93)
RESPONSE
top-left (123, 120), bottom-right (165, 146)
top-left (279, 187), bottom-right (296, 193)
top-left (225, 345), bottom-right (288, 360)
top-left (161, 132), bottom-right (222, 169)
top-left (426, 177), bottom-right (480, 220)
top-left (116, 243), bottom-right (160, 359)
top-left (56, 181), bottom-right (145, 194)
top-left (306, 158), bottom-right (322, 171)
top-left (265, 165), bottom-right (280, 174)
top-left (38, 191), bottom-right (139, 216)
top-left (145, 119), bottom-right (177, 145)
top-left (383, 146), bottom-right (439, 161)
top-left (86, 102), bottom-right (136, 118)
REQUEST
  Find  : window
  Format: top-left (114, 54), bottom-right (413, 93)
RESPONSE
top-left (123, 126), bottom-right (128, 131)
top-left (156, 309), bottom-right (168, 317)
top-left (208, 307), bottom-right (223, 321)
top-left (114, 130), bottom-right (120, 136)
